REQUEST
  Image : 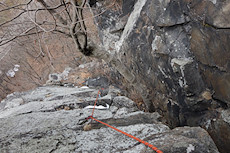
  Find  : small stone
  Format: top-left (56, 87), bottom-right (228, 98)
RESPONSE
top-left (83, 124), bottom-right (92, 131)
top-left (64, 106), bottom-right (70, 110)
top-left (202, 91), bottom-right (212, 100)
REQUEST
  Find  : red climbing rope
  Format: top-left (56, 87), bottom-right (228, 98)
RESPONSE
top-left (89, 116), bottom-right (163, 153)
top-left (91, 90), bottom-right (101, 117)
top-left (86, 90), bottom-right (163, 153)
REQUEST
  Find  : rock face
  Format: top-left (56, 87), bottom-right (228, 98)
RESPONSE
top-left (93, 0), bottom-right (230, 128)
top-left (202, 109), bottom-right (230, 153)
top-left (91, 1), bottom-right (230, 151)
top-left (0, 86), bottom-right (219, 153)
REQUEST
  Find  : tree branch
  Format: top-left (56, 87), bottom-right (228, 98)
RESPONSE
top-left (36, 0), bottom-right (67, 25)
top-left (0, 26), bottom-right (36, 46)
top-left (77, 0), bottom-right (87, 49)
top-left (0, 0), bottom-right (33, 13)
top-left (0, 11), bottom-right (26, 27)
top-left (61, 0), bottom-right (72, 22)
top-left (70, 0), bottom-right (83, 52)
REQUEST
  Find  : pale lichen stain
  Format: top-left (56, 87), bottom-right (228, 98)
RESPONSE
top-left (186, 144), bottom-right (195, 153)
top-left (115, 0), bottom-right (148, 52)
top-left (171, 58), bottom-right (193, 87)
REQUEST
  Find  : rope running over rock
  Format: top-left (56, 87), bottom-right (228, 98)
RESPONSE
top-left (85, 90), bottom-right (163, 153)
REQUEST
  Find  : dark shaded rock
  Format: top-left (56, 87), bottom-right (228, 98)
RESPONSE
top-left (188, 0), bottom-right (230, 29)
top-left (92, 1), bottom-right (230, 151)
top-left (89, 0), bottom-right (97, 7)
top-left (201, 109), bottom-right (230, 153)
top-left (85, 76), bottom-right (109, 88)
top-left (191, 25), bottom-right (230, 70)
top-left (156, 0), bottom-right (189, 27)
top-left (122, 0), bottom-right (137, 17)
top-left (191, 24), bottom-right (230, 104)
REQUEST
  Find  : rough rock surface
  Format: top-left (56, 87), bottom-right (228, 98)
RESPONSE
top-left (0, 86), bottom-right (219, 153)
top-left (201, 108), bottom-right (230, 153)
top-left (93, 0), bottom-right (230, 129)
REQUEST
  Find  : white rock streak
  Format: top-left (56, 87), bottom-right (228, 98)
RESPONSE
top-left (171, 58), bottom-right (193, 87)
top-left (209, 0), bottom-right (217, 5)
top-left (80, 86), bottom-right (89, 89)
top-left (152, 35), bottom-right (162, 51)
top-left (84, 104), bottom-right (110, 110)
top-left (186, 144), bottom-right (195, 153)
top-left (115, 0), bottom-right (147, 52)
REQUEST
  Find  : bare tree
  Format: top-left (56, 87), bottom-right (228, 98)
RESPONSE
top-left (0, 0), bottom-right (154, 111)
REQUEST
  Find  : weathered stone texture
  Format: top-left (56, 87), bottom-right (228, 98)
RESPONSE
top-left (94, 0), bottom-right (230, 127)
top-left (93, 0), bottom-right (230, 151)
top-left (0, 86), bottom-right (219, 153)
top-left (191, 25), bottom-right (230, 103)
top-left (202, 109), bottom-right (230, 153)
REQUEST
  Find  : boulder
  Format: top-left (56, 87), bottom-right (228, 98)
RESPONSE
top-left (202, 109), bottom-right (230, 153)
top-left (143, 127), bottom-right (219, 153)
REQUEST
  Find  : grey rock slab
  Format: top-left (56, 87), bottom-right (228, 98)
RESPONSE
top-left (74, 123), bottom-right (169, 153)
top-left (0, 101), bottom-right (43, 118)
top-left (0, 87), bottom-right (102, 118)
top-left (113, 107), bottom-right (139, 118)
top-left (0, 86), bottom-right (219, 153)
top-left (0, 103), bottom-right (167, 153)
top-left (3, 98), bottom-right (23, 109)
top-left (113, 96), bottom-right (136, 108)
top-left (140, 127), bottom-right (219, 153)
top-left (90, 111), bottom-right (162, 129)
top-left (0, 111), bottom-right (219, 153)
